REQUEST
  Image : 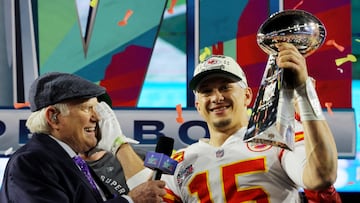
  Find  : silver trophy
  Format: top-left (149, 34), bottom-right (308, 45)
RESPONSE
top-left (244, 9), bottom-right (326, 150)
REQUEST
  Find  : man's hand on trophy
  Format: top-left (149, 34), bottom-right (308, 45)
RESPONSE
top-left (95, 101), bottom-right (139, 155)
top-left (276, 43), bottom-right (309, 89)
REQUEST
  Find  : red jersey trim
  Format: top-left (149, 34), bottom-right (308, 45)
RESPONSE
top-left (163, 187), bottom-right (182, 203)
top-left (171, 151), bottom-right (185, 163)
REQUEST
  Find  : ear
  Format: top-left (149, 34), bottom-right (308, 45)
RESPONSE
top-left (244, 87), bottom-right (253, 107)
top-left (46, 107), bottom-right (59, 126)
top-left (195, 100), bottom-right (201, 112)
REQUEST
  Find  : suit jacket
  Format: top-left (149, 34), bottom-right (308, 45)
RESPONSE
top-left (0, 133), bottom-right (130, 203)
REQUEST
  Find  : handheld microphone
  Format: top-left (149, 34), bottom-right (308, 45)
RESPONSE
top-left (144, 136), bottom-right (177, 180)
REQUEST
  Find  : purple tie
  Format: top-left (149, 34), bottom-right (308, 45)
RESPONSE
top-left (73, 155), bottom-right (100, 195)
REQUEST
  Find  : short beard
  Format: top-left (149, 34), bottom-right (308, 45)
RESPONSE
top-left (213, 118), bottom-right (231, 128)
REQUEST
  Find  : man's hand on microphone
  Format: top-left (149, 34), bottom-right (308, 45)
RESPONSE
top-left (95, 101), bottom-right (139, 155)
top-left (128, 180), bottom-right (166, 203)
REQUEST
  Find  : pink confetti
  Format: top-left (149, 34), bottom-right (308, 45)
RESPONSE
top-left (292, 0), bottom-right (304, 10)
top-left (336, 68), bottom-right (343, 73)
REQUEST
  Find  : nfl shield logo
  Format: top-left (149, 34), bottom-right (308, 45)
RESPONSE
top-left (216, 149), bottom-right (224, 158)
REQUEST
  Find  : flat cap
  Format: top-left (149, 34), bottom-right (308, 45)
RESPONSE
top-left (29, 72), bottom-right (106, 112)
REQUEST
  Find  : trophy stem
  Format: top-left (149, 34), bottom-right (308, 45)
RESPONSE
top-left (244, 55), bottom-right (294, 150)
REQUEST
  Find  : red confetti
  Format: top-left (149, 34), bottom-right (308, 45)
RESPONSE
top-left (14, 102), bottom-right (30, 109)
top-left (168, 0), bottom-right (177, 14)
top-left (326, 39), bottom-right (345, 52)
top-left (176, 104), bottom-right (184, 123)
top-left (118, 9), bottom-right (133, 26)
top-left (324, 102), bottom-right (333, 116)
top-left (347, 181), bottom-right (355, 185)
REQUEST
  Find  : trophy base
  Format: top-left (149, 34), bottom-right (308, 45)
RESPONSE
top-left (244, 123), bottom-right (294, 151)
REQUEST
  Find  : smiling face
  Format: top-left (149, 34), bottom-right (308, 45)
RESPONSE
top-left (195, 76), bottom-right (252, 134)
top-left (47, 97), bottom-right (100, 153)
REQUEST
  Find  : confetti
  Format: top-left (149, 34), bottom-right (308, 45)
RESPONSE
top-left (336, 68), bottom-right (343, 73)
top-left (335, 54), bottom-right (357, 66)
top-left (247, 108), bottom-right (252, 116)
top-left (176, 104), bottom-right (184, 123)
top-left (4, 147), bottom-right (13, 156)
top-left (14, 102), bottom-right (30, 109)
top-left (325, 39), bottom-right (345, 52)
top-left (118, 9), bottom-right (133, 26)
top-left (90, 0), bottom-right (98, 8)
top-left (199, 47), bottom-right (211, 62)
top-left (168, 0), bottom-right (177, 14)
top-left (324, 102), bottom-right (333, 116)
top-left (292, 0), bottom-right (304, 10)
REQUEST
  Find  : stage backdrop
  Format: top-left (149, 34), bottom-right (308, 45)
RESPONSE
top-left (0, 0), bottom-right (359, 193)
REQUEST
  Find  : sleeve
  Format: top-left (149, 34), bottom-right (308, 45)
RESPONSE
top-left (161, 174), bottom-right (182, 203)
top-left (280, 119), bottom-right (307, 188)
top-left (105, 195), bottom-right (133, 203)
top-left (125, 166), bottom-right (182, 203)
top-left (2, 155), bottom-right (71, 203)
top-left (281, 141), bottom-right (306, 188)
top-left (303, 185), bottom-right (342, 203)
top-left (126, 168), bottom-right (153, 190)
top-left (120, 195), bottom-right (134, 203)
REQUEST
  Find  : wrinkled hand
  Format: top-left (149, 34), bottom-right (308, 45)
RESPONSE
top-left (128, 180), bottom-right (166, 203)
top-left (95, 101), bottom-right (139, 155)
top-left (276, 43), bottom-right (308, 89)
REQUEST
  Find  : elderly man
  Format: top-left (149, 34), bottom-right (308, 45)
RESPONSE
top-left (0, 72), bottom-right (165, 203)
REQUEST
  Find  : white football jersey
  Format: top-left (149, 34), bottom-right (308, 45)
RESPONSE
top-left (163, 127), bottom-right (306, 203)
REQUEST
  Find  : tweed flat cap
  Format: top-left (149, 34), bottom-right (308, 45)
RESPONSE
top-left (29, 72), bottom-right (106, 112)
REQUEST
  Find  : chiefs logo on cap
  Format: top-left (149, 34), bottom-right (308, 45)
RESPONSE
top-left (207, 59), bottom-right (219, 65)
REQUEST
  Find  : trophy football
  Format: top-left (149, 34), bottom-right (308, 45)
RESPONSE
top-left (243, 9), bottom-right (326, 150)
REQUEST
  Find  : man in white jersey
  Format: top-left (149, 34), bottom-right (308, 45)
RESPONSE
top-left (98, 43), bottom-right (338, 202)
top-left (160, 43), bottom-right (337, 202)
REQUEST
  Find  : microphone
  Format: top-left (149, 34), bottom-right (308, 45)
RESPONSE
top-left (144, 136), bottom-right (177, 180)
